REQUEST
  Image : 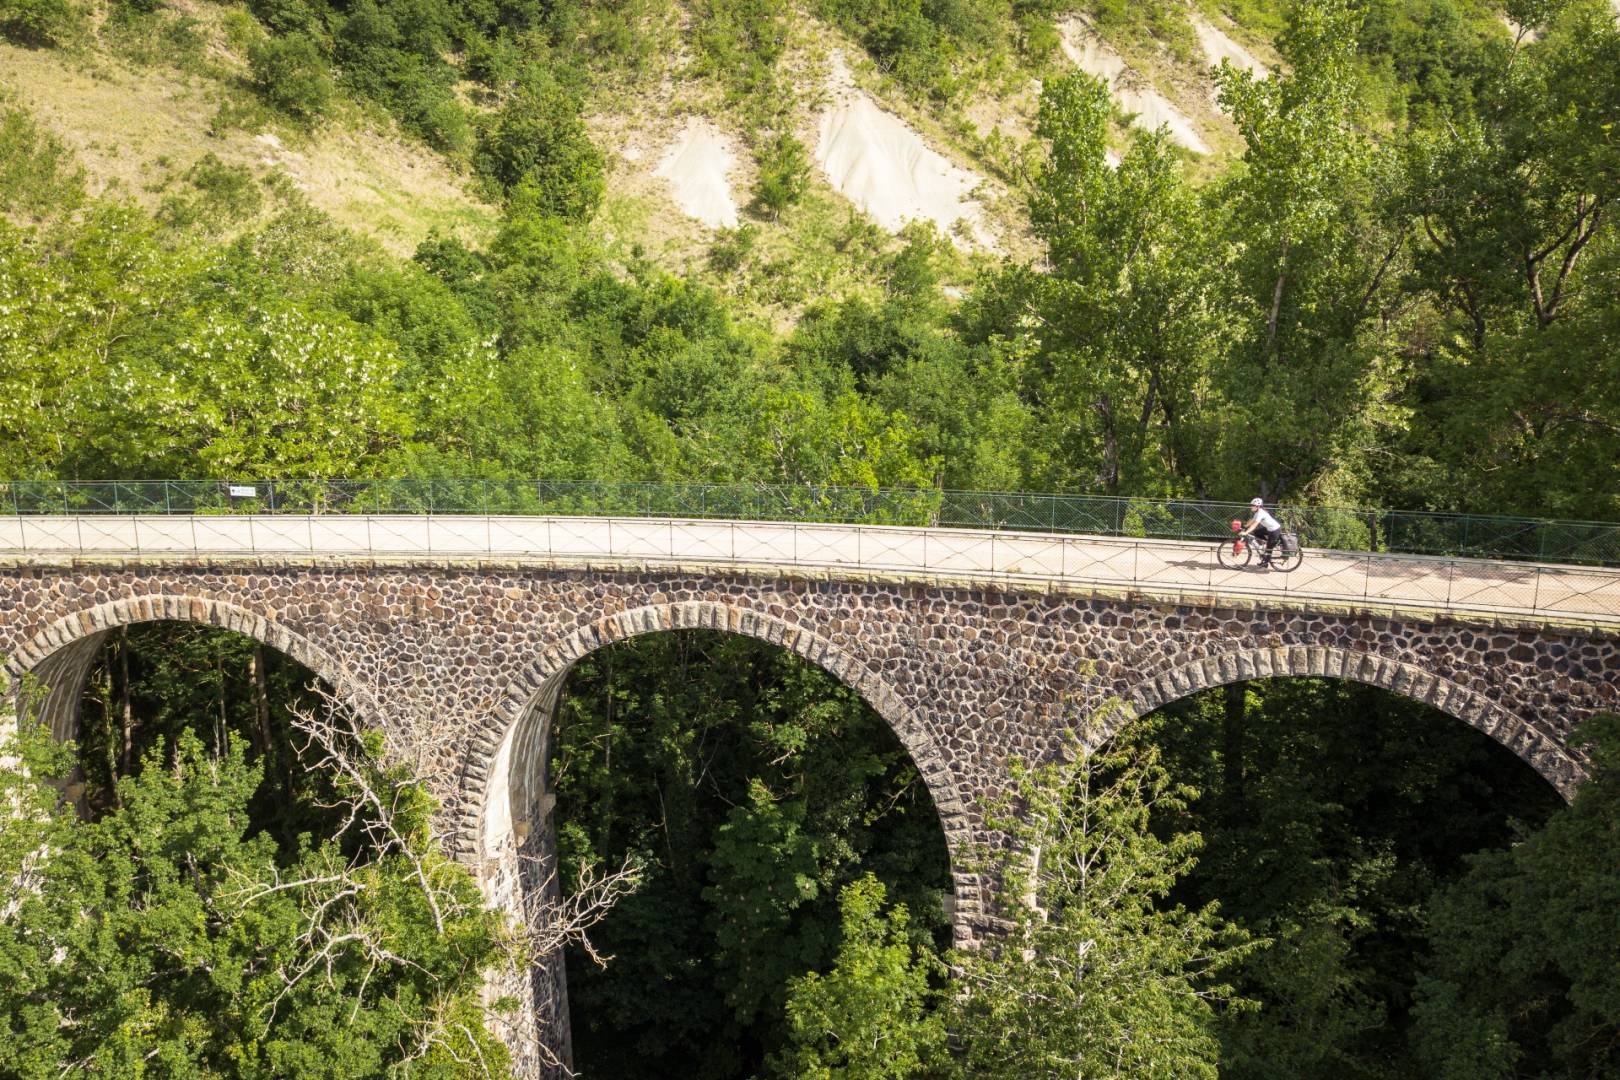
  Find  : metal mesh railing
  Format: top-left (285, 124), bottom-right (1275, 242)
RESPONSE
top-left (3, 480), bottom-right (1617, 566)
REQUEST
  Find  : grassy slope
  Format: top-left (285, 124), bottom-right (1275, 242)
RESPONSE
top-left (0, 19), bottom-right (496, 255)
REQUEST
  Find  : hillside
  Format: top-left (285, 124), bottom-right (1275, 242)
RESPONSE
top-left (0, 32), bottom-right (495, 254)
top-left (0, 0), bottom-right (1353, 300)
top-left (0, 0), bottom-right (1555, 307)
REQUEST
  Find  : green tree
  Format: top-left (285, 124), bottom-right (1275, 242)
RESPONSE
top-left (754, 132), bottom-right (810, 219)
top-left (134, 297), bottom-right (413, 477)
top-left (1411, 713), bottom-right (1620, 1079)
top-left (476, 66), bottom-right (605, 220)
top-left (1390, 11), bottom-right (1620, 518)
top-left (1150, 678), bottom-right (1565, 1079)
top-left (0, 718), bottom-right (511, 1077)
top-left (969, 71), bottom-right (1226, 495)
top-left (1210, 0), bottom-right (1407, 502)
top-left (551, 631), bottom-right (952, 1080)
top-left (771, 874), bottom-right (947, 1080)
top-left (248, 32), bottom-right (335, 124)
top-left (0, 207), bottom-right (189, 479)
top-left (949, 713), bottom-right (1254, 1079)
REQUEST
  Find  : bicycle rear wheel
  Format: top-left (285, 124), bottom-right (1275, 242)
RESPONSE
top-left (1216, 539), bottom-right (1252, 569)
top-left (1270, 545), bottom-right (1303, 572)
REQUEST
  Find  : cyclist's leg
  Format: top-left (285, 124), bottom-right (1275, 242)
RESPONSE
top-left (1261, 528), bottom-right (1280, 566)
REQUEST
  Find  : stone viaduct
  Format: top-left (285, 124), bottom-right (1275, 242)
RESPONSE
top-left (3, 514), bottom-right (1618, 1075)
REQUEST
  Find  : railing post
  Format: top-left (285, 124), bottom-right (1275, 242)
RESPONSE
top-left (163, 480), bottom-right (172, 515)
top-left (1532, 566), bottom-right (1543, 615)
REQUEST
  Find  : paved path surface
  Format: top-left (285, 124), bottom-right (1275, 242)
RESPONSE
top-left (4, 514), bottom-right (1618, 626)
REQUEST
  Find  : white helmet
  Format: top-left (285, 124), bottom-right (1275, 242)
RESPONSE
top-left (1250, 497), bottom-right (1264, 507)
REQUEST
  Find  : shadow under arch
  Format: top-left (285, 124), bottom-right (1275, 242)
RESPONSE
top-left (466, 600), bottom-right (974, 1077)
top-left (1116, 644), bottom-right (1583, 800)
top-left (3, 594), bottom-right (370, 743)
top-left (471, 599), bottom-right (973, 921)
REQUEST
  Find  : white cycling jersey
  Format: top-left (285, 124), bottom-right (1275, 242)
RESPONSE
top-left (1250, 508), bottom-right (1282, 533)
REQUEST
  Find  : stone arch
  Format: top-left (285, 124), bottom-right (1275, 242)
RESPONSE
top-left (4, 594), bottom-right (368, 744)
top-left (1116, 643), bottom-right (1584, 799)
top-left (467, 598), bottom-right (971, 910)
top-left (464, 599), bottom-right (974, 1079)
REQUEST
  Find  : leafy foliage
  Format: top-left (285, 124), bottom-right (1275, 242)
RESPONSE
top-left (1411, 714), bottom-right (1620, 1079)
top-left (753, 132), bottom-right (811, 219)
top-left (474, 66), bottom-right (605, 219)
top-left (0, 0), bottom-right (80, 47)
top-left (949, 713), bottom-right (1256, 1078)
top-left (549, 631), bottom-right (953, 1079)
top-left (247, 32), bottom-right (334, 125)
top-left (157, 152), bottom-right (267, 233)
top-left (770, 875), bottom-right (948, 1079)
top-left (0, 709), bottom-right (511, 1078)
top-left (1152, 679), bottom-right (1564, 1078)
top-left (2, 0), bottom-right (1619, 1072)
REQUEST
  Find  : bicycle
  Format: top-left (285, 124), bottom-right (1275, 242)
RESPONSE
top-left (1216, 518), bottom-right (1303, 572)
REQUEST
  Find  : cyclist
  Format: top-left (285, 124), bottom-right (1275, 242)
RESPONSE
top-left (1240, 497), bottom-right (1285, 568)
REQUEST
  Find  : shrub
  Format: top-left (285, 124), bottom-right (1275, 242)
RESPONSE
top-left (475, 67), bottom-right (605, 219)
top-left (157, 153), bottom-right (265, 233)
top-left (753, 131), bottom-right (809, 218)
top-left (400, 81), bottom-right (473, 156)
top-left (248, 31), bottom-right (334, 124)
top-left (708, 223), bottom-right (759, 273)
top-left (0, 0), bottom-right (81, 47)
top-left (0, 100), bottom-right (86, 222)
top-left (208, 95), bottom-right (273, 137)
top-left (219, 6), bottom-right (262, 54)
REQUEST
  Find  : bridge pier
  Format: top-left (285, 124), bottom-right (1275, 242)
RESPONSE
top-left (477, 674), bottom-right (574, 1079)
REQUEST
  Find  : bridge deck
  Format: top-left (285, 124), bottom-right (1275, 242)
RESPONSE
top-left (3, 515), bottom-right (1618, 627)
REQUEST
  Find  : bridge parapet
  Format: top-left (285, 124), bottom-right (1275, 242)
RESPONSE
top-left (3, 514), bottom-right (1619, 627)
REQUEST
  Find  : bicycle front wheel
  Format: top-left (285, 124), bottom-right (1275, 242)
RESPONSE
top-left (1216, 539), bottom-right (1252, 569)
